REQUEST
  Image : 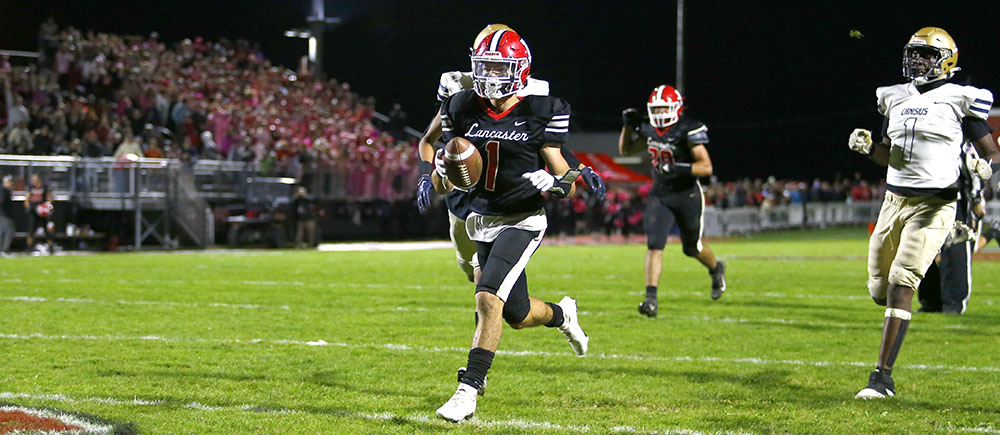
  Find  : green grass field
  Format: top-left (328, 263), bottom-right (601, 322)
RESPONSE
top-left (1, 227), bottom-right (998, 434)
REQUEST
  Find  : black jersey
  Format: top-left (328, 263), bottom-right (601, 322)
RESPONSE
top-left (638, 116), bottom-right (709, 193)
top-left (440, 90), bottom-right (570, 216)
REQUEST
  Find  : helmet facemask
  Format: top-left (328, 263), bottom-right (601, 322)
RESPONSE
top-left (471, 57), bottom-right (525, 99)
top-left (647, 85), bottom-right (683, 128)
top-left (903, 44), bottom-right (954, 85)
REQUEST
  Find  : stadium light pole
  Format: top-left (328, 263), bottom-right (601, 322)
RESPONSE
top-left (284, 0), bottom-right (341, 78)
top-left (675, 0), bottom-right (684, 93)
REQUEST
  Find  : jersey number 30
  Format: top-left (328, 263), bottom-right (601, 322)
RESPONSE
top-left (648, 147), bottom-right (674, 173)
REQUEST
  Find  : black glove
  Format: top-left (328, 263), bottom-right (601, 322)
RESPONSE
top-left (622, 108), bottom-right (641, 129)
top-left (416, 174), bottom-right (432, 213)
top-left (580, 167), bottom-right (607, 204)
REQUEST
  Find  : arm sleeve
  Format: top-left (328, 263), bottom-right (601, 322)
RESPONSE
top-left (962, 87), bottom-right (993, 121)
top-left (962, 116), bottom-right (994, 141)
top-left (543, 98), bottom-right (571, 145)
top-left (560, 148), bottom-right (582, 168)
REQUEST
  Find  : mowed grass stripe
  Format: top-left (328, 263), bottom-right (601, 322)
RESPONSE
top-left (2, 332), bottom-right (997, 373)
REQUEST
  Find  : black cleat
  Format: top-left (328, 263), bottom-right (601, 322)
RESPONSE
top-left (456, 367), bottom-right (486, 396)
top-left (638, 297), bottom-right (658, 317)
top-left (855, 370), bottom-right (895, 399)
top-left (984, 221), bottom-right (1000, 246)
top-left (710, 261), bottom-right (727, 300)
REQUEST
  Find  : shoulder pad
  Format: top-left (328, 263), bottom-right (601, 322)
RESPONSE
top-left (517, 78), bottom-right (550, 97)
top-left (954, 84), bottom-right (993, 121)
top-left (876, 84), bottom-right (911, 116)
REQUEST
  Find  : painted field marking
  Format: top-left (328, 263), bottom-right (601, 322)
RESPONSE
top-left (3, 294), bottom-right (997, 334)
top-left (0, 392), bottom-right (746, 435)
top-left (5, 276), bottom-right (997, 307)
top-left (0, 404), bottom-right (114, 434)
top-left (0, 332), bottom-right (996, 373)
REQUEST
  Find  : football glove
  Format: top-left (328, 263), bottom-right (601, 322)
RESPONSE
top-left (622, 108), bottom-right (641, 129)
top-left (522, 169), bottom-right (555, 192)
top-left (848, 128), bottom-right (873, 155)
top-left (942, 221), bottom-right (978, 249)
top-left (967, 155), bottom-right (993, 181)
top-left (434, 148), bottom-right (448, 179)
top-left (416, 174), bottom-right (432, 213)
top-left (521, 168), bottom-right (582, 199)
top-left (580, 167), bottom-right (607, 204)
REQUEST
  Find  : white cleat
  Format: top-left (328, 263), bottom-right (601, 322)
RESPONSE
top-left (436, 383), bottom-right (478, 423)
top-left (855, 387), bottom-right (894, 399)
top-left (557, 296), bottom-right (589, 356)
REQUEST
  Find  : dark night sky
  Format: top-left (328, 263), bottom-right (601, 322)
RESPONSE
top-left (3, 0), bottom-right (999, 181)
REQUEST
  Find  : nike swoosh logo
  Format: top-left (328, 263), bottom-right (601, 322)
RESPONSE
top-left (514, 120), bottom-right (527, 126)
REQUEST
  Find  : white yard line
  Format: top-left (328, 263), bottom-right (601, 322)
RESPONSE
top-left (3, 295), bottom-right (997, 333)
top-left (0, 332), bottom-right (996, 373)
top-left (0, 391), bottom-right (747, 435)
top-left (6, 276), bottom-right (997, 306)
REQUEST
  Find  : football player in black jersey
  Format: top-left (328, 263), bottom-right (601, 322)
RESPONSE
top-left (432, 29), bottom-right (590, 423)
top-left (619, 85), bottom-right (727, 317)
top-left (416, 26), bottom-right (606, 284)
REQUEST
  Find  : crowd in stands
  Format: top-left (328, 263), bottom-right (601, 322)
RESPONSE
top-left (1, 21), bottom-right (416, 201)
top-left (4, 22), bottom-right (980, 246)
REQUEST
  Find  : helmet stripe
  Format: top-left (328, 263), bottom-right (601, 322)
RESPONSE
top-left (489, 30), bottom-right (507, 52)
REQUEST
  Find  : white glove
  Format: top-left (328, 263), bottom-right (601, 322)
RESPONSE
top-left (968, 156), bottom-right (993, 181)
top-left (434, 148), bottom-right (448, 179)
top-left (522, 170), bottom-right (555, 192)
top-left (441, 72), bottom-right (466, 97)
top-left (848, 128), bottom-right (873, 154)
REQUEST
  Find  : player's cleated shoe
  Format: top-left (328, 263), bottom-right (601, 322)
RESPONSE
top-left (855, 370), bottom-right (895, 399)
top-left (637, 297), bottom-right (658, 318)
top-left (557, 296), bottom-right (589, 356)
top-left (436, 383), bottom-right (478, 423)
top-left (983, 221), bottom-right (1000, 247)
top-left (456, 367), bottom-right (486, 396)
top-left (710, 261), bottom-right (727, 300)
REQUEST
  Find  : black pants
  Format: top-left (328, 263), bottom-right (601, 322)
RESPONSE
top-left (918, 198), bottom-right (972, 314)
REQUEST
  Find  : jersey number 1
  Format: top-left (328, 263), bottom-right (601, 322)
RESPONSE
top-left (485, 140), bottom-right (500, 191)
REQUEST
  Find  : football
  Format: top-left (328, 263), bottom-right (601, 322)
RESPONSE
top-left (443, 137), bottom-right (483, 190)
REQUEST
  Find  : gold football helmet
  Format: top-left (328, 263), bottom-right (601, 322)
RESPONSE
top-left (472, 23), bottom-right (514, 52)
top-left (903, 27), bottom-right (959, 85)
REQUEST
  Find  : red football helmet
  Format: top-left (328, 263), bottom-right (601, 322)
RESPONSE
top-left (35, 201), bottom-right (54, 218)
top-left (470, 29), bottom-right (532, 99)
top-left (647, 85), bottom-right (683, 128)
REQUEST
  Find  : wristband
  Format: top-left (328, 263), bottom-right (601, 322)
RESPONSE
top-left (549, 168), bottom-right (582, 199)
top-left (673, 163), bottom-right (693, 176)
top-left (418, 160), bottom-right (433, 176)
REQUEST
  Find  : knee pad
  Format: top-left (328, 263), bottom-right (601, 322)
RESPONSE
top-left (501, 296), bottom-right (530, 326)
top-left (868, 276), bottom-right (887, 303)
top-left (682, 242), bottom-right (701, 258)
top-left (888, 264), bottom-right (922, 290)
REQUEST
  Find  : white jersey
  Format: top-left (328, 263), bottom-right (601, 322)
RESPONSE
top-left (876, 82), bottom-right (993, 190)
top-left (437, 71), bottom-right (549, 101)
